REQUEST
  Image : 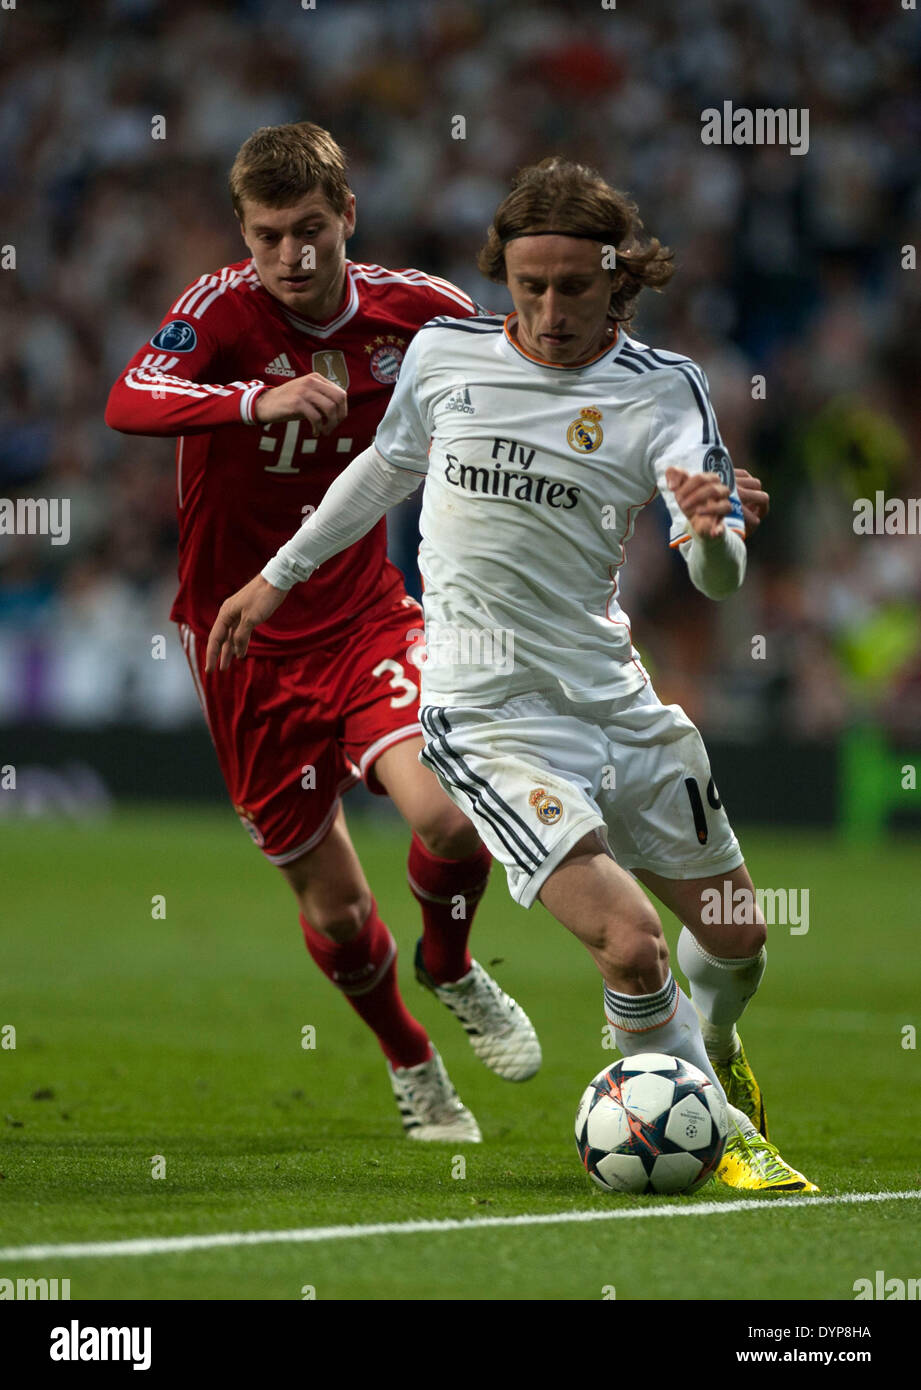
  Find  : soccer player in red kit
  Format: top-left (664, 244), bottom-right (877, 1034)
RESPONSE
top-left (105, 122), bottom-right (542, 1141)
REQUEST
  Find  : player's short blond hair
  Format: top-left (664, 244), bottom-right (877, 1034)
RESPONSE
top-left (230, 122), bottom-right (351, 220)
top-left (477, 157), bottom-right (675, 328)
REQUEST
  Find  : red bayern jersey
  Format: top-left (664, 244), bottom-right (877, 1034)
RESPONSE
top-left (105, 257), bottom-right (478, 653)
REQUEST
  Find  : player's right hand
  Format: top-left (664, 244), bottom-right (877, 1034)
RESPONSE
top-left (205, 574), bottom-right (288, 672)
top-left (665, 467), bottom-right (731, 541)
top-left (253, 372), bottom-right (347, 433)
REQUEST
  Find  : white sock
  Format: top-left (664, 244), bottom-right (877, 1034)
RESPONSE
top-left (677, 928), bottom-right (766, 1061)
top-left (603, 972), bottom-right (727, 1105)
top-left (726, 1105), bottom-right (758, 1139)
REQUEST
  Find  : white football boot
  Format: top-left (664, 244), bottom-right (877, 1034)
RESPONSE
top-left (415, 941), bottom-right (542, 1082)
top-left (387, 1045), bottom-right (482, 1142)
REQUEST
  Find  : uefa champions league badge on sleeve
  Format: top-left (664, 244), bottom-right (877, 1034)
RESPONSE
top-left (150, 320), bottom-right (198, 352)
top-left (702, 445), bottom-right (734, 488)
top-left (703, 445), bottom-right (744, 525)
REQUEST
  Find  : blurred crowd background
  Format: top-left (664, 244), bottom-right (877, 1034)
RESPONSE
top-left (2, 0), bottom-right (921, 749)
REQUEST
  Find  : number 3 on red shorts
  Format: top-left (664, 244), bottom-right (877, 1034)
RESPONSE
top-left (371, 658), bottom-right (418, 709)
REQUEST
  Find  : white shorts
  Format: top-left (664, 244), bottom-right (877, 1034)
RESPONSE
top-left (419, 684), bottom-right (743, 909)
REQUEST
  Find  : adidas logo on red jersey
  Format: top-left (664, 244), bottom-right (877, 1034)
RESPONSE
top-left (264, 353), bottom-right (296, 378)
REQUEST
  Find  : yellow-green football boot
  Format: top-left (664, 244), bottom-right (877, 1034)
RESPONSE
top-left (712, 1039), bottom-right (768, 1139)
top-left (718, 1121), bottom-right (819, 1193)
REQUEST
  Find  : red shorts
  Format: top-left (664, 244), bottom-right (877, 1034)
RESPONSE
top-left (179, 594), bottom-right (425, 864)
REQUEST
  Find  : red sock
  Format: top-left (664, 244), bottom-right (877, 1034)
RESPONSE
top-left (408, 833), bottom-right (492, 985)
top-left (300, 901), bottom-right (431, 1070)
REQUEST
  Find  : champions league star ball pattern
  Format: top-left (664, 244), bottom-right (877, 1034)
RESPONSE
top-left (575, 1054), bottom-right (729, 1194)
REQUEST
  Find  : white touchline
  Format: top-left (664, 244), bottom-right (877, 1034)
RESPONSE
top-left (1, 1190), bottom-right (919, 1262)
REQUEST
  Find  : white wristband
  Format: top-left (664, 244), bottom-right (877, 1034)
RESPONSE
top-left (260, 553), bottom-right (315, 592)
top-left (682, 527), bottom-right (746, 599)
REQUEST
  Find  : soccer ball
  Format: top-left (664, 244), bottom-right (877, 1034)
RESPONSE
top-left (575, 1053), bottom-right (728, 1195)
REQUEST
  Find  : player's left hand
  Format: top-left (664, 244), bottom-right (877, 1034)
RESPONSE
top-left (665, 467), bottom-right (730, 542)
top-left (734, 467), bottom-right (769, 535)
top-left (205, 574), bottom-right (287, 672)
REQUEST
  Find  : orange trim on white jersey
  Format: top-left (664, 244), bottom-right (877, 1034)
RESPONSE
top-left (601, 480), bottom-right (659, 687)
top-left (669, 524), bottom-right (746, 549)
top-left (603, 566), bottom-right (649, 688)
top-left (503, 313), bottom-right (619, 369)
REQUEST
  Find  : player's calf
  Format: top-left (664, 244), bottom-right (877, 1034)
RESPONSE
top-left (642, 866), bottom-right (770, 1133)
top-left (408, 831), bottom-right (491, 985)
top-left (278, 814), bottom-right (375, 943)
top-left (674, 880), bottom-right (769, 1135)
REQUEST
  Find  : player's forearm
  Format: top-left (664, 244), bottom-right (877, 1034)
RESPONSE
top-left (681, 527), bottom-right (746, 599)
top-left (261, 445), bottom-right (424, 590)
top-left (105, 371), bottom-right (270, 435)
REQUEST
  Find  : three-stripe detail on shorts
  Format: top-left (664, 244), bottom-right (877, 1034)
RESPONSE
top-left (419, 706), bottom-right (547, 878)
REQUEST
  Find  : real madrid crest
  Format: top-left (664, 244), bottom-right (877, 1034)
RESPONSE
top-left (528, 787), bottom-right (563, 824)
top-left (567, 406), bottom-right (604, 454)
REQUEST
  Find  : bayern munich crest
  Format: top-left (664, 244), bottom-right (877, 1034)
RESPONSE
top-left (529, 787), bottom-right (563, 824)
top-left (234, 805), bottom-right (265, 848)
top-left (567, 406), bottom-right (604, 453)
top-left (368, 342), bottom-right (405, 384)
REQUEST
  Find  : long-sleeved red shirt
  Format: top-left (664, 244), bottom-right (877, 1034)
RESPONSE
top-left (106, 257), bottom-right (477, 653)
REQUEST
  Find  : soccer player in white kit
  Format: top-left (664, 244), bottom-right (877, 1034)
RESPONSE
top-left (208, 157), bottom-right (817, 1192)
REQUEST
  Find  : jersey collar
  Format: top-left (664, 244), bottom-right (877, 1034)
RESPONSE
top-left (503, 312), bottom-right (623, 370)
top-left (277, 262), bottom-right (360, 339)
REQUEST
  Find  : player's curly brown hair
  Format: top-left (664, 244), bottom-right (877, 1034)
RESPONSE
top-left (230, 122), bottom-right (351, 220)
top-left (477, 157), bottom-right (675, 327)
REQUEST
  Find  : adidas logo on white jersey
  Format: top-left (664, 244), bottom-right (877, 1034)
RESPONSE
top-left (445, 384), bottom-right (475, 414)
top-left (264, 353), bottom-right (296, 378)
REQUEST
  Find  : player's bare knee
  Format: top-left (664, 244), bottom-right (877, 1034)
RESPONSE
top-left (280, 860), bottom-right (372, 941)
top-left (412, 807), bottom-right (480, 860)
top-left (719, 874), bottom-right (767, 956)
top-left (730, 915), bottom-right (767, 956)
top-left (598, 913), bottom-right (668, 993)
top-left (305, 893), bottom-right (372, 943)
top-left (684, 868), bottom-right (767, 957)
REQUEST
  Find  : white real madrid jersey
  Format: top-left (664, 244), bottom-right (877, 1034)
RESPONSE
top-left (373, 312), bottom-right (746, 707)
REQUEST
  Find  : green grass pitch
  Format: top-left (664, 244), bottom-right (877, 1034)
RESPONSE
top-left (2, 805), bottom-right (919, 1301)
